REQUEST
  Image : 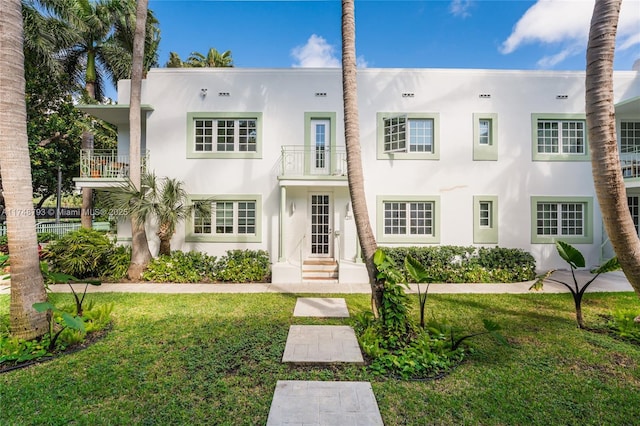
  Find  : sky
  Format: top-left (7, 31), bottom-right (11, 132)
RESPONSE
top-left (147, 0), bottom-right (640, 70)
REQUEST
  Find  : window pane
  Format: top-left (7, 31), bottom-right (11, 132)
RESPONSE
top-left (384, 202), bottom-right (406, 234)
top-left (237, 201), bottom-right (256, 234)
top-left (479, 201), bottom-right (491, 227)
top-left (621, 122), bottom-right (640, 154)
top-left (537, 121), bottom-right (559, 153)
top-left (383, 117), bottom-right (407, 152)
top-left (193, 203), bottom-right (212, 234)
top-left (561, 203), bottom-right (583, 235)
top-left (238, 120), bottom-right (257, 152)
top-left (217, 120), bottom-right (235, 151)
top-left (194, 119), bottom-right (213, 152)
top-left (408, 119), bottom-right (433, 153)
top-left (215, 202), bottom-right (234, 234)
top-left (409, 202), bottom-right (432, 235)
top-left (479, 120), bottom-right (491, 145)
top-left (536, 203), bottom-right (558, 235)
top-left (561, 121), bottom-right (585, 154)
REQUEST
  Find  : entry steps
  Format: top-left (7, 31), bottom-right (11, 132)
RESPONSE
top-left (302, 259), bottom-right (338, 282)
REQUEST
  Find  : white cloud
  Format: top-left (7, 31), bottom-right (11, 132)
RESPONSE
top-left (500, 0), bottom-right (640, 67)
top-left (449, 0), bottom-right (473, 18)
top-left (291, 34), bottom-right (368, 68)
top-left (291, 34), bottom-right (340, 68)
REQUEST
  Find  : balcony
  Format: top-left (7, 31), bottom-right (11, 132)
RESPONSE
top-left (621, 149), bottom-right (640, 180)
top-left (279, 146), bottom-right (348, 183)
top-left (74, 149), bottom-right (149, 188)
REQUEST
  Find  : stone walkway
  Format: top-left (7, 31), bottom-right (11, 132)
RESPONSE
top-left (267, 297), bottom-right (383, 426)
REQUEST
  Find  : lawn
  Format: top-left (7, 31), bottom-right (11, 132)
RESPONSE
top-left (1, 291), bottom-right (639, 425)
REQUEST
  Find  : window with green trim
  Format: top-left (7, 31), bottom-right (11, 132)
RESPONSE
top-left (531, 196), bottom-right (592, 244)
top-left (473, 196), bottom-right (498, 244)
top-left (187, 195), bottom-right (262, 243)
top-left (187, 112), bottom-right (262, 159)
top-left (376, 196), bottom-right (440, 243)
top-left (621, 121), bottom-right (640, 153)
top-left (377, 113), bottom-right (440, 160)
top-left (473, 113), bottom-right (498, 161)
top-left (531, 114), bottom-right (589, 162)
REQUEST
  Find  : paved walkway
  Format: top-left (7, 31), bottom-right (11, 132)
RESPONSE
top-left (2, 270), bottom-right (632, 295)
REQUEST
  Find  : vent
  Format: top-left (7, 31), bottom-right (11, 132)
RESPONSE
top-left (315, 92), bottom-right (327, 97)
top-left (479, 94), bottom-right (491, 98)
top-left (218, 92), bottom-right (230, 97)
top-left (556, 94), bottom-right (568, 99)
top-left (402, 92), bottom-right (415, 98)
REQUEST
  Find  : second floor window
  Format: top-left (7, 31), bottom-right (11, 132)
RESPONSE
top-left (383, 116), bottom-right (434, 154)
top-left (536, 120), bottom-right (585, 155)
top-left (195, 118), bottom-right (257, 153)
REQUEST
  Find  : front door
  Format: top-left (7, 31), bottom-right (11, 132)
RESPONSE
top-left (309, 193), bottom-right (333, 257)
top-left (310, 119), bottom-right (330, 175)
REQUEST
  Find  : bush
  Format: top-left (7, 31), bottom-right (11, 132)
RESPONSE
top-left (142, 251), bottom-right (217, 283)
top-left (215, 249), bottom-right (271, 282)
top-left (380, 245), bottom-right (536, 283)
top-left (607, 310), bottom-right (640, 344)
top-left (42, 228), bottom-right (120, 279)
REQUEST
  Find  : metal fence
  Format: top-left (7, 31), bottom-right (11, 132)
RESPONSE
top-left (0, 222), bottom-right (110, 237)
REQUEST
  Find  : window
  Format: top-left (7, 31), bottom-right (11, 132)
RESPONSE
top-left (473, 196), bottom-right (498, 243)
top-left (628, 196), bottom-right (639, 234)
top-left (531, 196), bottom-right (593, 244)
top-left (187, 195), bottom-right (262, 243)
top-left (376, 196), bottom-right (440, 243)
top-left (531, 114), bottom-right (589, 161)
top-left (377, 113), bottom-right (440, 160)
top-left (621, 121), bottom-right (640, 153)
top-left (187, 112), bottom-right (262, 159)
top-left (473, 113), bottom-right (498, 161)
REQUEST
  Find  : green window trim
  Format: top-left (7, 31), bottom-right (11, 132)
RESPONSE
top-left (530, 196), bottom-right (593, 244)
top-left (531, 113), bottom-right (590, 162)
top-left (376, 195), bottom-right (440, 243)
top-left (473, 196), bottom-right (498, 244)
top-left (185, 194), bottom-right (262, 243)
top-left (376, 112), bottom-right (440, 160)
top-left (473, 113), bottom-right (498, 161)
top-left (186, 112), bottom-right (263, 159)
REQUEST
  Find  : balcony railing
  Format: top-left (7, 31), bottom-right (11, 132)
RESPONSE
top-left (280, 145), bottom-right (347, 178)
top-left (79, 149), bottom-right (149, 179)
top-left (621, 149), bottom-right (640, 179)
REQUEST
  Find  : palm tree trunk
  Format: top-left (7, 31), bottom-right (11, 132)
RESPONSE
top-left (341, 0), bottom-right (382, 313)
top-left (586, 0), bottom-right (640, 301)
top-left (80, 131), bottom-right (93, 228)
top-left (0, 0), bottom-right (49, 339)
top-left (127, 0), bottom-right (152, 278)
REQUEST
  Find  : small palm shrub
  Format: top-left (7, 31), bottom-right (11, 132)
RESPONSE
top-left (42, 228), bottom-right (122, 279)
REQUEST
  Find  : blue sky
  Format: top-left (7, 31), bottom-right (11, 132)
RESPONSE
top-left (147, 0), bottom-right (640, 72)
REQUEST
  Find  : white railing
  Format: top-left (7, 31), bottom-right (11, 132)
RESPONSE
top-left (0, 222), bottom-right (110, 237)
top-left (620, 148), bottom-right (640, 179)
top-left (280, 146), bottom-right (347, 177)
top-left (79, 149), bottom-right (149, 179)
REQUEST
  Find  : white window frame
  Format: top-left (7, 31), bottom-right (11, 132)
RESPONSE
top-left (531, 114), bottom-right (589, 162)
top-left (473, 196), bottom-right (498, 244)
top-left (620, 121), bottom-right (640, 154)
top-left (473, 113), bottom-right (498, 161)
top-left (187, 112), bottom-right (262, 159)
top-left (530, 196), bottom-right (592, 244)
top-left (377, 113), bottom-right (440, 160)
top-left (376, 196), bottom-right (440, 243)
top-left (186, 195), bottom-right (262, 243)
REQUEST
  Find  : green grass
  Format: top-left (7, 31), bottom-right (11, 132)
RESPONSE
top-left (1, 291), bottom-right (639, 425)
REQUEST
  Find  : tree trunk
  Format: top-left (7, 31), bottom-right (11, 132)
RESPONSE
top-left (341, 0), bottom-right (382, 313)
top-left (157, 222), bottom-right (172, 256)
top-left (586, 0), bottom-right (640, 300)
top-left (127, 0), bottom-right (152, 278)
top-left (80, 130), bottom-right (94, 228)
top-left (0, 0), bottom-right (48, 339)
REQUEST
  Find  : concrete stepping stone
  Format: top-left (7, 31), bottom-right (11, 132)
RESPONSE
top-left (293, 297), bottom-right (350, 318)
top-left (267, 380), bottom-right (384, 426)
top-left (282, 325), bottom-right (364, 364)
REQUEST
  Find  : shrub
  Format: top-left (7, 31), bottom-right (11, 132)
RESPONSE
top-left (607, 310), bottom-right (640, 344)
top-left (141, 251), bottom-right (217, 283)
top-left (214, 249), bottom-right (271, 282)
top-left (42, 228), bottom-right (118, 279)
top-left (380, 245), bottom-right (536, 283)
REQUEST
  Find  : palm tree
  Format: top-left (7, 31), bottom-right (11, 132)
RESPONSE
top-left (341, 0), bottom-right (382, 313)
top-left (126, 0), bottom-right (152, 278)
top-left (586, 0), bottom-right (640, 302)
top-left (186, 48), bottom-right (233, 67)
top-left (166, 48), bottom-right (233, 68)
top-left (101, 173), bottom-right (208, 257)
top-left (0, 0), bottom-right (49, 339)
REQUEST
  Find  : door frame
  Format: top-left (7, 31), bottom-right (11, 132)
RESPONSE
top-left (307, 192), bottom-right (333, 258)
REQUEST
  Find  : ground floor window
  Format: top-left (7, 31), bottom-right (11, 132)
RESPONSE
top-left (531, 196), bottom-right (592, 244)
top-left (186, 195), bottom-right (261, 243)
top-left (376, 196), bottom-right (440, 243)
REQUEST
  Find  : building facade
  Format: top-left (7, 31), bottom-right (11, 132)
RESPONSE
top-left (76, 68), bottom-right (640, 283)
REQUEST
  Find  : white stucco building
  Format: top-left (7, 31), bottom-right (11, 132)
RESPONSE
top-left (76, 67), bottom-right (640, 283)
